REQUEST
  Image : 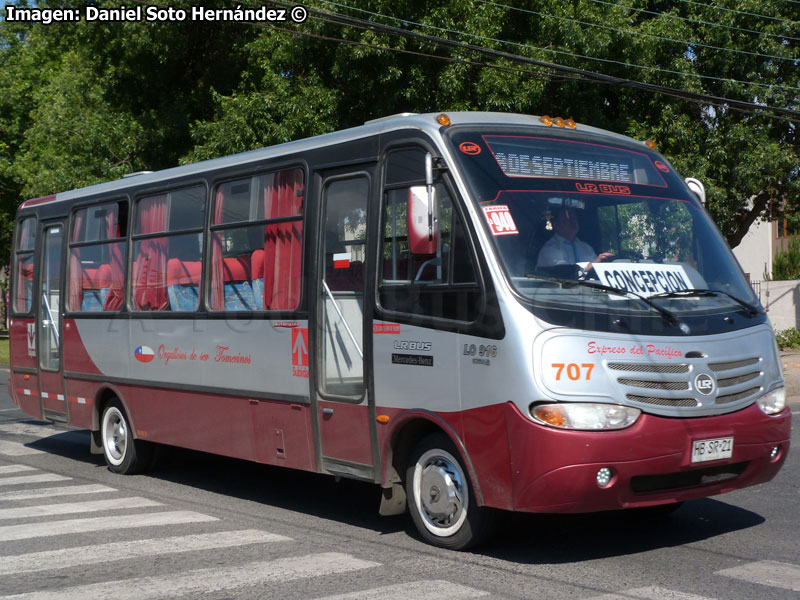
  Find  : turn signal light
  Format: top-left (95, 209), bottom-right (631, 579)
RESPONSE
top-left (376, 414), bottom-right (390, 424)
top-left (436, 113), bottom-right (451, 126)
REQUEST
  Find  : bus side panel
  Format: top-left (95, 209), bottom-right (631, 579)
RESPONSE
top-left (64, 378), bottom-right (98, 429)
top-left (9, 317), bottom-right (42, 419)
top-left (114, 384), bottom-right (259, 460)
top-left (62, 318), bottom-right (109, 376)
top-left (252, 399), bottom-right (315, 471)
top-left (461, 403), bottom-right (515, 511)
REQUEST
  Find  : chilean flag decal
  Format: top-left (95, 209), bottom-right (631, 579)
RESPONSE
top-left (134, 346), bottom-right (155, 363)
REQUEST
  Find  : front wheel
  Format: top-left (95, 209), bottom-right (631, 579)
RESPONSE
top-left (101, 399), bottom-right (153, 474)
top-left (405, 433), bottom-right (495, 550)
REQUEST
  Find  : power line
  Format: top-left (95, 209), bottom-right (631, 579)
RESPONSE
top-left (286, 2), bottom-right (799, 120)
top-left (584, 0), bottom-right (800, 42)
top-left (677, 0), bottom-right (799, 25)
top-left (318, 1), bottom-right (800, 93)
top-left (477, 0), bottom-right (797, 62)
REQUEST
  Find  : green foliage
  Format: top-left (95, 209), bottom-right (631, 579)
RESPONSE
top-left (775, 328), bottom-right (800, 350)
top-left (773, 238), bottom-right (800, 281)
top-left (0, 0), bottom-right (798, 266)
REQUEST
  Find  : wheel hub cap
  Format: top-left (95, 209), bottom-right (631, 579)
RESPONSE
top-left (420, 462), bottom-right (463, 522)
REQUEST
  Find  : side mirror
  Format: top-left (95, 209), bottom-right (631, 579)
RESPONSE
top-left (684, 178), bottom-right (706, 205)
top-left (408, 185), bottom-right (438, 254)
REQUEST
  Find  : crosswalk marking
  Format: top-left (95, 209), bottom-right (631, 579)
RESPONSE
top-left (0, 483), bottom-right (115, 502)
top-left (589, 587), bottom-right (716, 600)
top-left (0, 440), bottom-right (43, 456)
top-left (0, 529), bottom-right (291, 576)
top-left (310, 580), bottom-right (490, 599)
top-left (716, 560), bottom-right (800, 592)
top-left (0, 552), bottom-right (380, 600)
top-left (0, 465), bottom-right (36, 475)
top-left (0, 510), bottom-right (218, 542)
top-left (0, 496), bottom-right (161, 520)
top-left (0, 473), bottom-right (70, 487)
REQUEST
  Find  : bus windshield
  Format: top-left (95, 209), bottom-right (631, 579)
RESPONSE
top-left (447, 128), bottom-right (758, 319)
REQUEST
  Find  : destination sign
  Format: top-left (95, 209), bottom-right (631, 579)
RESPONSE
top-left (482, 136), bottom-right (665, 186)
top-left (593, 263), bottom-right (694, 298)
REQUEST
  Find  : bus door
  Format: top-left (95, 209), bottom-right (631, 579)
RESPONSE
top-left (313, 170), bottom-right (378, 479)
top-left (37, 221), bottom-right (67, 422)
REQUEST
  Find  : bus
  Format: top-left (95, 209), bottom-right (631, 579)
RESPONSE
top-left (8, 112), bottom-right (791, 549)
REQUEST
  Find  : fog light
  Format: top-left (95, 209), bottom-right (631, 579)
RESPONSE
top-left (597, 467), bottom-right (613, 488)
top-left (770, 446), bottom-right (780, 461)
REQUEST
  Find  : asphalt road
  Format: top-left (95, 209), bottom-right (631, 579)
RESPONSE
top-left (0, 363), bottom-right (797, 600)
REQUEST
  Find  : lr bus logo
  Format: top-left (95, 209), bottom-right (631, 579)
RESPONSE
top-left (291, 328), bottom-right (309, 378)
top-left (27, 323), bottom-right (36, 357)
top-left (695, 373), bottom-right (716, 396)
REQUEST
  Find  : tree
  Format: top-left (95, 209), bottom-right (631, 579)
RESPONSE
top-left (0, 0), bottom-right (797, 265)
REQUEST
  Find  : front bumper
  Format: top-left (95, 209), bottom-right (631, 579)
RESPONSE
top-left (505, 401), bottom-right (791, 513)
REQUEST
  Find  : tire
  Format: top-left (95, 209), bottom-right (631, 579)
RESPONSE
top-left (405, 433), bottom-right (496, 550)
top-left (101, 399), bottom-right (153, 475)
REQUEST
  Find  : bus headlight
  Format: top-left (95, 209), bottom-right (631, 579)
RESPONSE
top-left (756, 387), bottom-right (786, 415)
top-left (530, 403), bottom-right (641, 430)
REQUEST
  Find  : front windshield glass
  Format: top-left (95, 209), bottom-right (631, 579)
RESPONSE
top-left (447, 128), bottom-right (758, 321)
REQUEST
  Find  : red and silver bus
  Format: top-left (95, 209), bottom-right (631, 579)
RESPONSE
top-left (9, 112), bottom-right (791, 549)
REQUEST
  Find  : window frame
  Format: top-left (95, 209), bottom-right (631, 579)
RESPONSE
top-left (11, 216), bottom-right (38, 317)
top-left (208, 166), bottom-right (306, 313)
top-left (129, 182), bottom-right (208, 314)
top-left (375, 143), bottom-right (488, 331)
top-left (65, 198), bottom-right (129, 315)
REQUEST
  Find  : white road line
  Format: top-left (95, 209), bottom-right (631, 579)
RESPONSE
top-left (0, 408), bottom-right (21, 412)
top-left (590, 587), bottom-right (717, 600)
top-left (0, 473), bottom-right (70, 487)
top-left (716, 560), bottom-right (800, 592)
top-left (0, 440), bottom-right (43, 456)
top-left (0, 510), bottom-right (218, 542)
top-left (0, 465), bottom-right (37, 475)
top-left (0, 496), bottom-right (161, 520)
top-left (0, 529), bottom-right (291, 576)
top-left (0, 552), bottom-right (380, 600)
top-left (0, 484), bottom-right (115, 502)
top-left (311, 580), bottom-right (490, 599)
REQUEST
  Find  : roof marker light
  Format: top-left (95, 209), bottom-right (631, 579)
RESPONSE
top-left (436, 113), bottom-right (451, 126)
top-left (565, 118), bottom-right (577, 129)
top-left (645, 139), bottom-right (657, 150)
top-left (554, 117), bottom-right (566, 128)
top-left (540, 115), bottom-right (553, 126)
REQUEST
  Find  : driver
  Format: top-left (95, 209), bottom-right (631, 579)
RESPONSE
top-left (537, 206), bottom-right (613, 272)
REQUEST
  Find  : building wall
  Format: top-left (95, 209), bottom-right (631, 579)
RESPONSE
top-left (732, 219), bottom-right (773, 281)
top-left (764, 280), bottom-right (800, 333)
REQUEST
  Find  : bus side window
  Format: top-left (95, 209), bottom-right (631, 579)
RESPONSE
top-left (12, 217), bottom-right (37, 314)
top-left (67, 201), bottom-right (128, 312)
top-left (210, 168), bottom-right (304, 311)
top-left (379, 148), bottom-right (480, 322)
top-left (132, 186), bottom-right (204, 312)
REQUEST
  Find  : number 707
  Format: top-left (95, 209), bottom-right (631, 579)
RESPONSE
top-left (552, 363), bottom-right (594, 381)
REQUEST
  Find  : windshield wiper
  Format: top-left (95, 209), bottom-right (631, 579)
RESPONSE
top-left (649, 288), bottom-right (759, 316)
top-left (525, 274), bottom-right (684, 328)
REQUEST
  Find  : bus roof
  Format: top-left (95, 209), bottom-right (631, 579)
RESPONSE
top-left (18, 112), bottom-right (644, 210)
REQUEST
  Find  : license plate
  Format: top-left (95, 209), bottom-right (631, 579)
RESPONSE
top-left (691, 437), bottom-right (734, 463)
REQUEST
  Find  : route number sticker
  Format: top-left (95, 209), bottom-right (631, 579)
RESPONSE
top-left (482, 205), bottom-right (518, 236)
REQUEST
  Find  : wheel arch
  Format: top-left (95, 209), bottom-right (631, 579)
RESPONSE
top-left (381, 410), bottom-right (485, 506)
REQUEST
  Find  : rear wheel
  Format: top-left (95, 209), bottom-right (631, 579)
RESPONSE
top-left (405, 433), bottom-right (495, 550)
top-left (101, 399), bottom-right (153, 474)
